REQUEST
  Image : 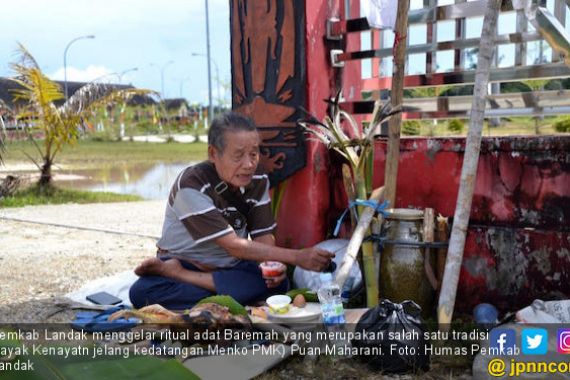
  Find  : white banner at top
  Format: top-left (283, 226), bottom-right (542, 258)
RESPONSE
top-left (362, 0), bottom-right (398, 30)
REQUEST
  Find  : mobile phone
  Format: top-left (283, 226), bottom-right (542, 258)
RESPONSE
top-left (86, 291), bottom-right (122, 305)
top-left (323, 261), bottom-right (337, 273)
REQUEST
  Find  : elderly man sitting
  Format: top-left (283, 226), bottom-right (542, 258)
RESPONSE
top-left (130, 112), bottom-right (333, 309)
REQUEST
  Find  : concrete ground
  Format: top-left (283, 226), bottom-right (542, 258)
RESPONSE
top-left (0, 200), bottom-right (164, 321)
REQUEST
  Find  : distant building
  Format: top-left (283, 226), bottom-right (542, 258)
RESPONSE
top-left (0, 77), bottom-right (156, 108)
top-left (161, 98), bottom-right (191, 125)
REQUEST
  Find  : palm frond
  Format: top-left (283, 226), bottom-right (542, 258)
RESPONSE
top-left (299, 122), bottom-right (331, 146)
top-left (324, 115), bottom-right (360, 166)
top-left (364, 100), bottom-right (402, 140)
top-left (297, 106), bottom-right (328, 128)
top-left (10, 69), bottom-right (64, 107)
top-left (60, 83), bottom-right (154, 116)
top-left (14, 42), bottom-right (41, 71)
top-left (324, 116), bottom-right (348, 144)
top-left (8, 44), bottom-right (156, 186)
top-left (0, 99), bottom-right (14, 115)
top-left (339, 110), bottom-right (361, 139)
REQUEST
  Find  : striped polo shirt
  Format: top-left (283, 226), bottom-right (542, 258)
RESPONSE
top-left (156, 161), bottom-right (276, 268)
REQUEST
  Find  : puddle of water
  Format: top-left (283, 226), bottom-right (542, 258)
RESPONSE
top-left (56, 162), bottom-right (194, 200)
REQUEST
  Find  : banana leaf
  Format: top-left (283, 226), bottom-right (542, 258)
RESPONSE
top-left (1, 333), bottom-right (198, 380)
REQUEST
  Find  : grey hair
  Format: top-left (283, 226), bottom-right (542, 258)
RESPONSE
top-left (207, 112), bottom-right (257, 152)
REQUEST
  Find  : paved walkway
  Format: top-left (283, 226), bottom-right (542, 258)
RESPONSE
top-left (121, 134), bottom-right (208, 143)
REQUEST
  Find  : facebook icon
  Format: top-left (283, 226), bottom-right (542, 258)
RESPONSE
top-left (490, 329), bottom-right (517, 355)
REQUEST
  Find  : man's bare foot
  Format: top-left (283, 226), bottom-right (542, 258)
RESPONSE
top-left (134, 257), bottom-right (183, 277)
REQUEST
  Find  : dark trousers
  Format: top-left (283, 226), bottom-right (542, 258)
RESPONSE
top-left (129, 258), bottom-right (289, 310)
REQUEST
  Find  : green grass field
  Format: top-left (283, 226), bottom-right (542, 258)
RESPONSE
top-left (0, 184), bottom-right (142, 208)
top-left (2, 139), bottom-right (209, 168)
top-left (407, 117), bottom-right (561, 137)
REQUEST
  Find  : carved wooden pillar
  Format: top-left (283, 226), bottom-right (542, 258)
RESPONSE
top-left (231, 0), bottom-right (306, 184)
top-left (231, 0), bottom-right (361, 247)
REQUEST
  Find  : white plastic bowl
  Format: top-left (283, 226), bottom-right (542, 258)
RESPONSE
top-left (266, 295), bottom-right (292, 314)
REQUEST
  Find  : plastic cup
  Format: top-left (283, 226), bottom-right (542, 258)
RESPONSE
top-left (259, 261), bottom-right (286, 278)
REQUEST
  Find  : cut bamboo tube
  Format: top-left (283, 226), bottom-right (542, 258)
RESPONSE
top-left (335, 186), bottom-right (385, 298)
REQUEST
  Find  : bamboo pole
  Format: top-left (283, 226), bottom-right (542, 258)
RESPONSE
top-left (383, 0), bottom-right (410, 207)
top-left (435, 215), bottom-right (449, 291)
top-left (354, 167), bottom-right (377, 306)
top-left (423, 208), bottom-right (438, 290)
top-left (438, 0), bottom-right (501, 330)
top-left (335, 186), bottom-right (385, 298)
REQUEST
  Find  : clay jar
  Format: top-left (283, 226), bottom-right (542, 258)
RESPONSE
top-left (379, 208), bottom-right (434, 317)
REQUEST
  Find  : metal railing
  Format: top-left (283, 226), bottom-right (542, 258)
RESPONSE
top-left (328, 0), bottom-right (570, 120)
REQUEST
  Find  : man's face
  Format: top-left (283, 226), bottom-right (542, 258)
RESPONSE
top-left (208, 130), bottom-right (260, 188)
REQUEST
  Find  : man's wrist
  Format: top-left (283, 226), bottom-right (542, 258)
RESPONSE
top-left (290, 249), bottom-right (301, 267)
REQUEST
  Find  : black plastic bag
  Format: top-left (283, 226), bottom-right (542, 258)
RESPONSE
top-left (351, 299), bottom-right (430, 374)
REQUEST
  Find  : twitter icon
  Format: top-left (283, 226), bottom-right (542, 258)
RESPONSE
top-left (522, 328), bottom-right (548, 355)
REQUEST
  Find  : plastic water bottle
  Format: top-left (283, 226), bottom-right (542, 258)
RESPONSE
top-left (318, 273), bottom-right (351, 356)
top-left (341, 276), bottom-right (354, 306)
top-left (317, 273), bottom-right (346, 325)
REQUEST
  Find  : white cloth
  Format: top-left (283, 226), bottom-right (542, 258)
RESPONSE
top-left (362, 0), bottom-right (398, 30)
top-left (293, 239), bottom-right (362, 292)
top-left (65, 270), bottom-right (138, 307)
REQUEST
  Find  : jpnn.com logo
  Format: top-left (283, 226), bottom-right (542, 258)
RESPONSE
top-left (522, 328), bottom-right (548, 355)
top-left (490, 329), bottom-right (518, 355)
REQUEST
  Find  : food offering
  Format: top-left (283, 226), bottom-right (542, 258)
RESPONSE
top-left (259, 261), bottom-right (286, 278)
top-left (265, 294), bottom-right (321, 323)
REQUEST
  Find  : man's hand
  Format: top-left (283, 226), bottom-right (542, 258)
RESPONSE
top-left (217, 233), bottom-right (334, 272)
top-left (296, 247), bottom-right (335, 272)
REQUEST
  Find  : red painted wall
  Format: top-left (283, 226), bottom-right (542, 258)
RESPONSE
top-left (326, 135), bottom-right (570, 313)
top-left (359, 136), bottom-right (570, 229)
top-left (281, 131), bottom-right (570, 313)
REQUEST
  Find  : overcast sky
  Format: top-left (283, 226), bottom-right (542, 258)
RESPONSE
top-left (1, 0), bottom-right (230, 105)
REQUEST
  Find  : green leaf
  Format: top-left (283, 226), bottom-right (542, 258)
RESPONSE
top-left (0, 330), bottom-right (199, 380)
top-left (364, 148), bottom-right (374, 195)
top-left (0, 355), bottom-right (198, 380)
top-left (196, 295), bottom-right (247, 316)
top-left (285, 288), bottom-right (318, 303)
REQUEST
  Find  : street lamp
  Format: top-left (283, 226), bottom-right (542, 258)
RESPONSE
top-left (63, 35), bottom-right (95, 100)
top-left (118, 67), bottom-right (138, 84)
top-left (161, 61), bottom-right (174, 99)
top-left (151, 61), bottom-right (174, 99)
top-left (204, 0), bottom-right (213, 120)
top-left (191, 52), bottom-right (221, 111)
